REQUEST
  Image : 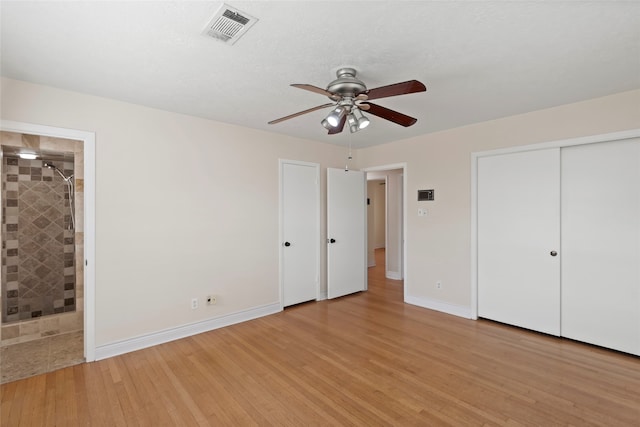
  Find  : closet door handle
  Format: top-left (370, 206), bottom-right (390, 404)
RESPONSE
top-left (328, 238), bottom-right (336, 244)
top-left (550, 251), bottom-right (558, 256)
top-left (284, 242), bottom-right (291, 247)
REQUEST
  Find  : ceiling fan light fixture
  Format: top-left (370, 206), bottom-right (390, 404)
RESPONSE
top-left (352, 108), bottom-right (370, 130)
top-left (321, 118), bottom-right (333, 130)
top-left (347, 113), bottom-right (359, 133)
top-left (325, 106), bottom-right (346, 127)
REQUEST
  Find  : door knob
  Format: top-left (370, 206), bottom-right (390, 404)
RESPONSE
top-left (550, 250), bottom-right (557, 256)
top-left (328, 238), bottom-right (336, 244)
top-left (284, 242), bottom-right (291, 247)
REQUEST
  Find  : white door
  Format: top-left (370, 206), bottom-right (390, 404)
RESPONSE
top-left (281, 161), bottom-right (319, 307)
top-left (477, 148), bottom-right (561, 335)
top-left (561, 138), bottom-right (640, 355)
top-left (327, 168), bottom-right (367, 299)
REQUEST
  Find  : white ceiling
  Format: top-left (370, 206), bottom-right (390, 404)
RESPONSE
top-left (1, 1), bottom-right (639, 148)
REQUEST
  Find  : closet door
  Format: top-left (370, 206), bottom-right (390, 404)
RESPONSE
top-left (561, 138), bottom-right (640, 355)
top-left (478, 148), bottom-right (561, 335)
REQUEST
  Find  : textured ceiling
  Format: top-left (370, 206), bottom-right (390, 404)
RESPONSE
top-left (1, 1), bottom-right (639, 148)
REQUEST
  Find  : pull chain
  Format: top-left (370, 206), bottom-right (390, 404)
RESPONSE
top-left (345, 131), bottom-right (353, 171)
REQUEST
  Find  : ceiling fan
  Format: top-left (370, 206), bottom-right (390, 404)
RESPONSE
top-left (268, 68), bottom-right (427, 135)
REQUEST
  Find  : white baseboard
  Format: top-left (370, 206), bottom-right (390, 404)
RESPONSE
top-left (404, 295), bottom-right (473, 319)
top-left (386, 271), bottom-right (402, 280)
top-left (95, 302), bottom-right (281, 361)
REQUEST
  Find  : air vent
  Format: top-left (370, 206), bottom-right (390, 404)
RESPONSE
top-left (202, 4), bottom-right (258, 45)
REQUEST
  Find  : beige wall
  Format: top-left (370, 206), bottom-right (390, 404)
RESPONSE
top-left (1, 77), bottom-right (348, 346)
top-left (355, 89), bottom-right (640, 313)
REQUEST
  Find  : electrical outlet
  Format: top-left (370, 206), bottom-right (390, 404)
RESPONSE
top-left (436, 281), bottom-right (442, 290)
top-left (191, 298), bottom-right (198, 309)
top-left (206, 295), bottom-right (217, 305)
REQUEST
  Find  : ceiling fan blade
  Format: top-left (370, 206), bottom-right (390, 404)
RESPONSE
top-left (363, 80), bottom-right (426, 101)
top-left (268, 103), bottom-right (335, 125)
top-left (291, 84), bottom-right (339, 100)
top-left (327, 114), bottom-right (347, 135)
top-left (360, 102), bottom-right (418, 127)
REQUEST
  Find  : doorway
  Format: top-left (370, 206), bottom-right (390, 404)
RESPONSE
top-left (0, 120), bottom-right (95, 371)
top-left (364, 163), bottom-right (406, 304)
top-left (365, 165), bottom-right (405, 282)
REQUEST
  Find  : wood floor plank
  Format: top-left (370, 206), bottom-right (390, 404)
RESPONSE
top-left (0, 381), bottom-right (17, 426)
top-left (1, 249), bottom-right (639, 425)
top-left (214, 334), bottom-right (340, 424)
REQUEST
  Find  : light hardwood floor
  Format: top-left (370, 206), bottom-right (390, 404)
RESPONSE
top-left (2, 249), bottom-right (639, 426)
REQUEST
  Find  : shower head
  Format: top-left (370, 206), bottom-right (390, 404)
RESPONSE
top-left (43, 162), bottom-right (73, 182)
top-left (41, 160), bottom-right (76, 231)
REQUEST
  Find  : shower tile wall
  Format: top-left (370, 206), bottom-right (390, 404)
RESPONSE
top-left (1, 132), bottom-right (84, 347)
top-left (2, 155), bottom-right (76, 322)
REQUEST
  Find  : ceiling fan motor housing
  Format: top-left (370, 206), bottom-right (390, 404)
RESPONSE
top-left (326, 68), bottom-right (367, 97)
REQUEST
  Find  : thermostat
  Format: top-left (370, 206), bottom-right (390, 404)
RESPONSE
top-left (418, 189), bottom-right (434, 201)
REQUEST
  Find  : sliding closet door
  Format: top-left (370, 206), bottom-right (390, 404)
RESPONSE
top-left (561, 138), bottom-right (640, 355)
top-left (478, 149), bottom-right (561, 335)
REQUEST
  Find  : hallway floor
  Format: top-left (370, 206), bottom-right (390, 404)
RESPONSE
top-left (369, 247), bottom-right (403, 289)
top-left (0, 331), bottom-right (84, 384)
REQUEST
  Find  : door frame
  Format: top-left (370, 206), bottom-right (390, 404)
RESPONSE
top-left (471, 129), bottom-right (640, 320)
top-left (385, 171), bottom-right (403, 280)
top-left (363, 163), bottom-right (407, 295)
top-left (278, 159), bottom-right (320, 308)
top-left (1, 119), bottom-right (96, 361)
top-left (365, 175), bottom-right (386, 267)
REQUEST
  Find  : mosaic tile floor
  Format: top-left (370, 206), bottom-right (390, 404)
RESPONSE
top-left (0, 331), bottom-right (84, 384)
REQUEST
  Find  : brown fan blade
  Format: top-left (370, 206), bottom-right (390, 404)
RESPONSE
top-left (360, 102), bottom-right (418, 127)
top-left (268, 103), bottom-right (335, 125)
top-left (291, 84), bottom-right (340, 100)
top-left (363, 80), bottom-right (426, 101)
top-left (327, 114), bottom-right (347, 135)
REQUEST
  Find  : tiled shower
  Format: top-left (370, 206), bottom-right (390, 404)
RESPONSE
top-left (0, 131), bottom-right (85, 383)
top-left (2, 153), bottom-right (76, 321)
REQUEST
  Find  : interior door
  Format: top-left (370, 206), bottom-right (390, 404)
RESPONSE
top-left (281, 161), bottom-right (319, 307)
top-left (327, 168), bottom-right (367, 299)
top-left (561, 138), bottom-right (640, 355)
top-left (477, 148), bottom-right (561, 335)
